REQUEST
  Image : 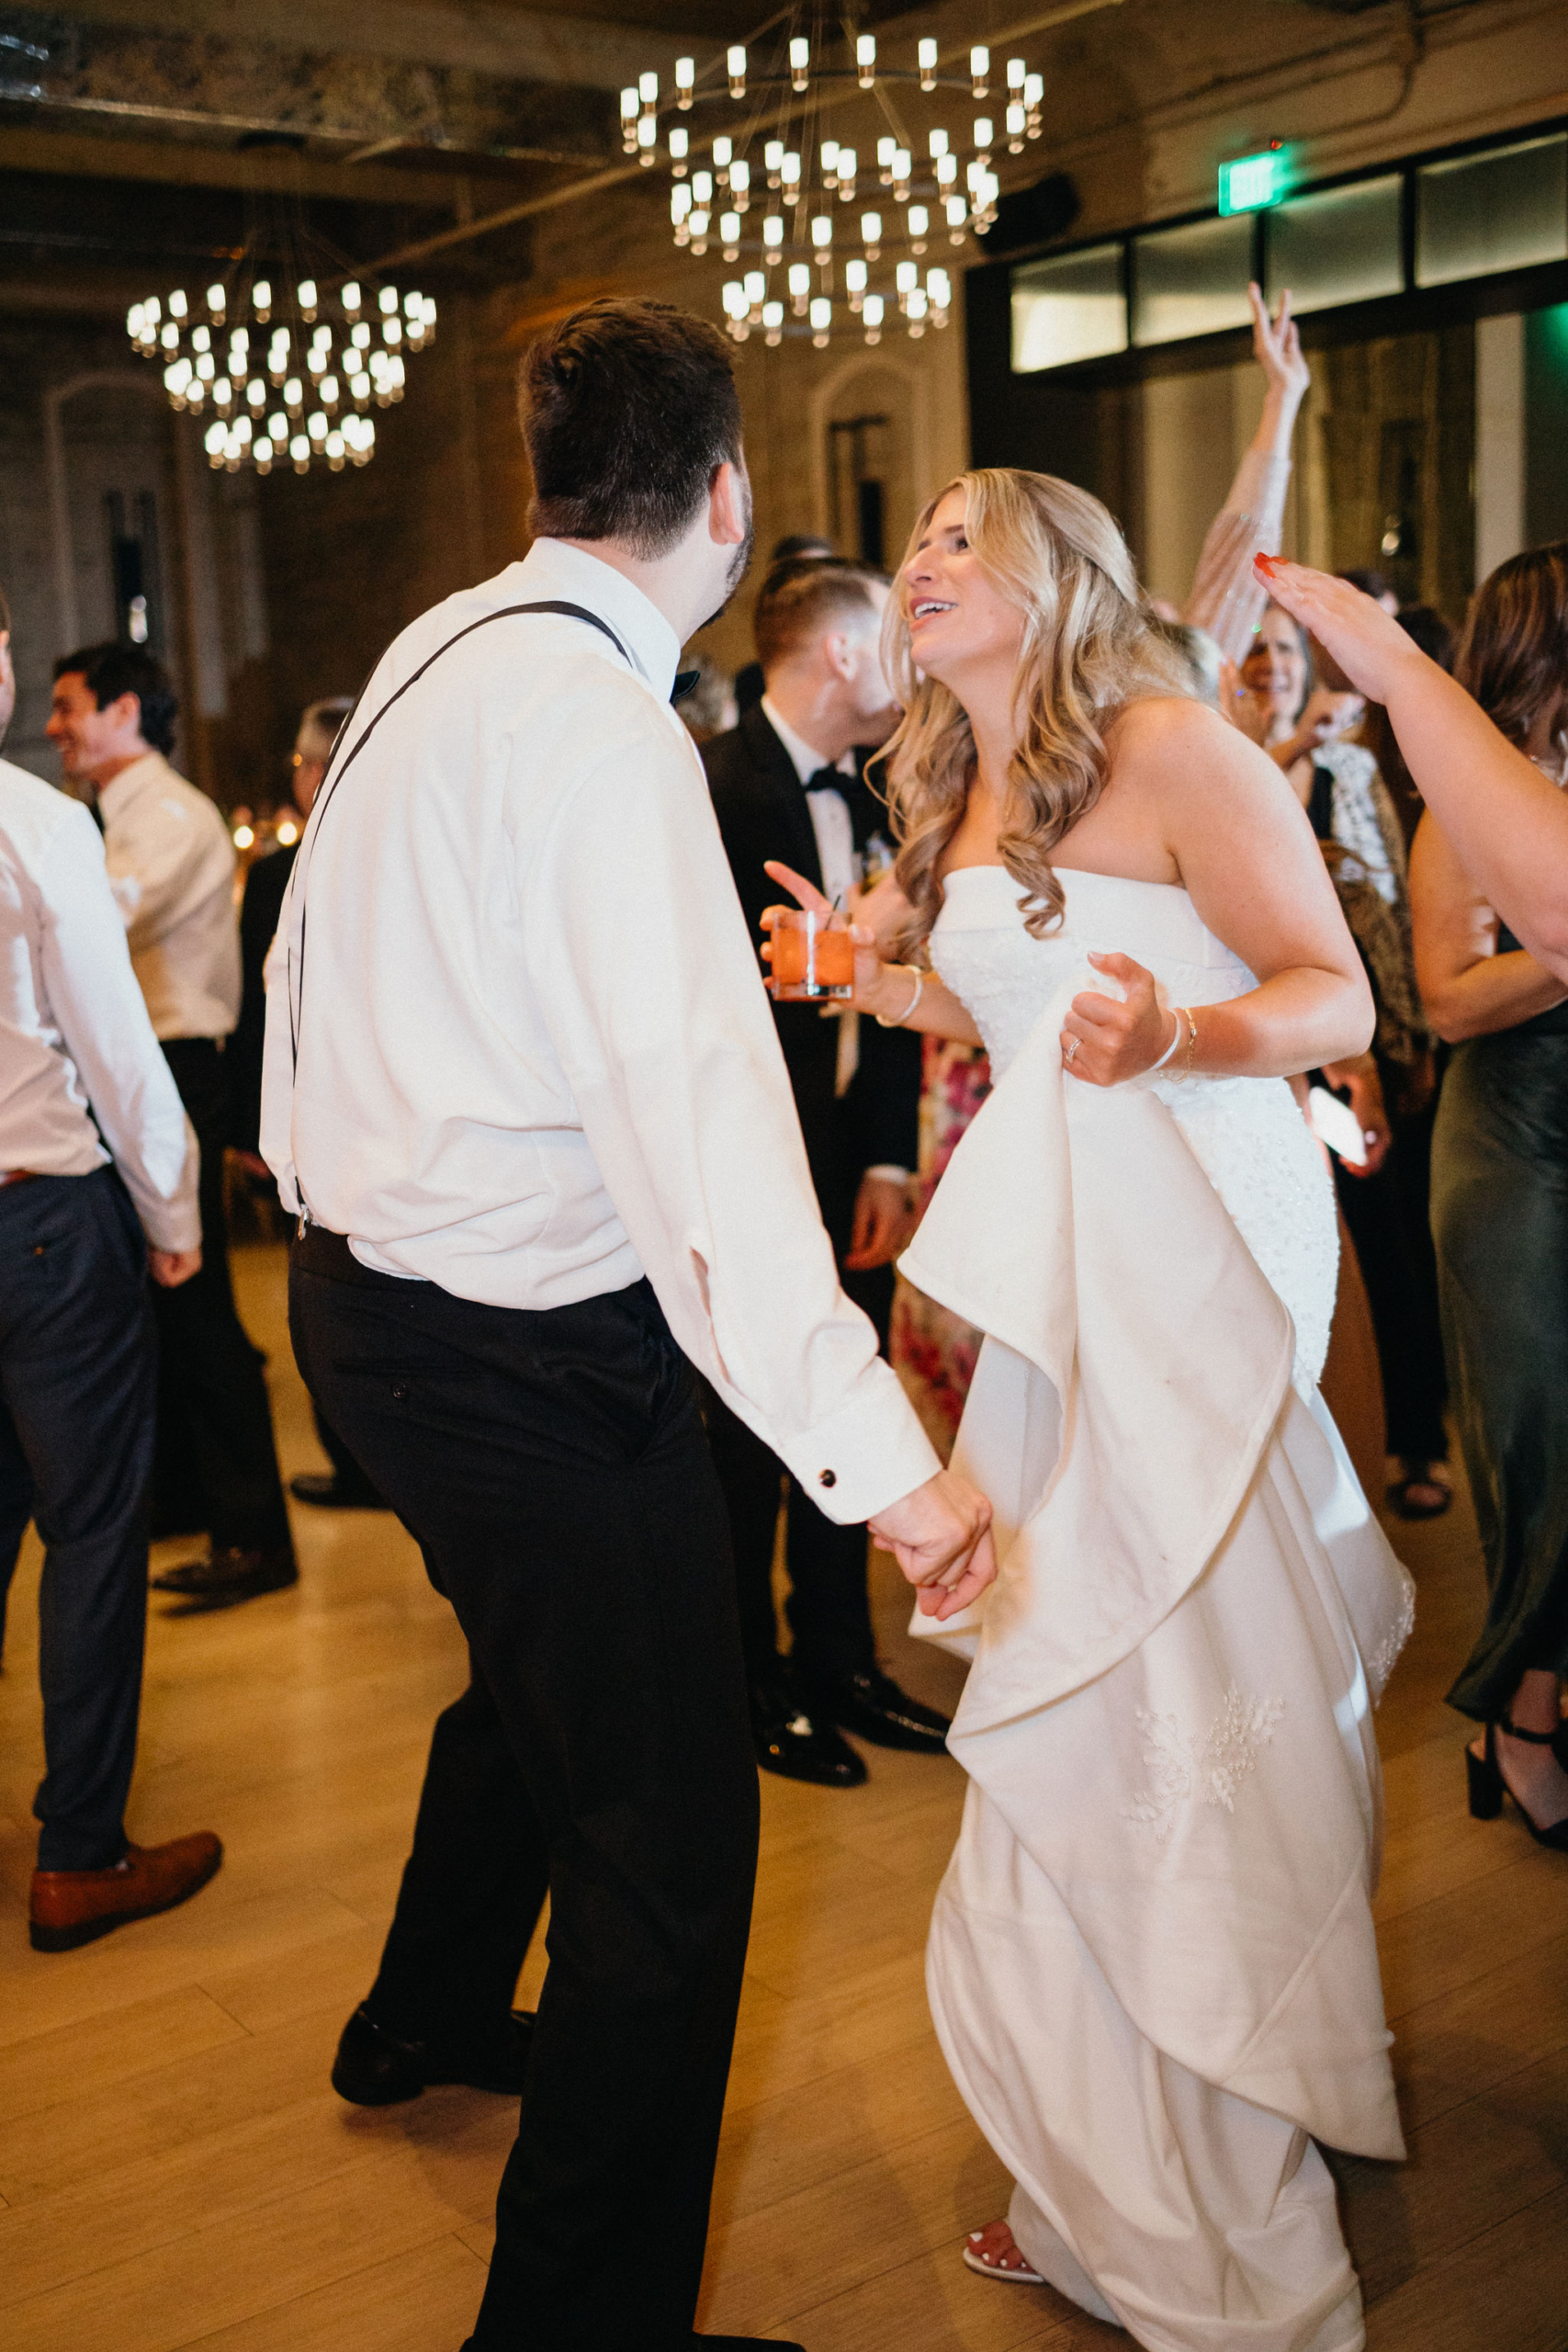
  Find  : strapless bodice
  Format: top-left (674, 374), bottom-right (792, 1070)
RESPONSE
top-left (932, 865), bottom-right (1256, 1077)
top-left (930, 865), bottom-right (1337, 1394)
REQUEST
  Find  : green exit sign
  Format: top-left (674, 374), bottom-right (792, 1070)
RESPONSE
top-left (1219, 148), bottom-right (1288, 215)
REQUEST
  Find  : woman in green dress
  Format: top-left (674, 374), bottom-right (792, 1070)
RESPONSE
top-left (1411, 542), bottom-right (1568, 1848)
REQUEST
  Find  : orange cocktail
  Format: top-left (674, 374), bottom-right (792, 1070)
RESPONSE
top-left (767, 909), bottom-right (855, 1001)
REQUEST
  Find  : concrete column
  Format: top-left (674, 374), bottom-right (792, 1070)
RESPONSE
top-left (1474, 313), bottom-right (1525, 588)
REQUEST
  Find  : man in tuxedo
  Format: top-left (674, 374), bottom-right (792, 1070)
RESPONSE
top-left (731, 532), bottom-right (834, 716)
top-left (703, 560), bottom-right (951, 1785)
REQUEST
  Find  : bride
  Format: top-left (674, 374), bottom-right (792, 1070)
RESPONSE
top-left (766, 470), bottom-right (1414, 2350)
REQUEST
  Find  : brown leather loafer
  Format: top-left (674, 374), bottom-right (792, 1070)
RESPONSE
top-left (30, 1830), bottom-right (223, 1951)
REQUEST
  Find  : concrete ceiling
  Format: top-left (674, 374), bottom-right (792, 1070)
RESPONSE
top-left (0, 0), bottom-right (1100, 300)
top-left (0, 1), bottom-right (1514, 311)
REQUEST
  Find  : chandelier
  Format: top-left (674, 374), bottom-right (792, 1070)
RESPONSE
top-left (126, 245), bottom-right (436, 477)
top-left (625, 23), bottom-right (1044, 346)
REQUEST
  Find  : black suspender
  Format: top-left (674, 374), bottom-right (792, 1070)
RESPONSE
top-left (286, 599), bottom-right (634, 1078)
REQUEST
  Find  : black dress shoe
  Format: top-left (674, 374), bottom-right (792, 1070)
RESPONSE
top-left (289, 1471), bottom-right (392, 1510)
top-left (750, 1678), bottom-right (866, 1788)
top-left (805, 1666), bottom-right (952, 1755)
top-left (331, 2003), bottom-right (535, 2106)
top-left (151, 1544), bottom-right (299, 1609)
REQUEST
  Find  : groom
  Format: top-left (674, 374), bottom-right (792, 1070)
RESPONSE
top-left (263, 298), bottom-right (994, 2352)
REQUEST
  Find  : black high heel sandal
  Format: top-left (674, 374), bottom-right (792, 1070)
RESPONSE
top-left (1466, 1718), bottom-right (1568, 1851)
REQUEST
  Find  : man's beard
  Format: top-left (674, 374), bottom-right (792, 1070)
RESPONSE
top-left (699, 481), bottom-right (756, 633)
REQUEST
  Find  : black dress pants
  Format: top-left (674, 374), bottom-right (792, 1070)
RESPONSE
top-left (310, 1397), bottom-right (387, 1504)
top-left (288, 1234), bottom-right (758, 2352)
top-left (154, 1040), bottom-right (290, 1552)
top-left (0, 1170), bottom-right (154, 1870)
top-left (705, 1259), bottom-right (893, 1689)
top-left (1334, 1096), bottom-right (1449, 1466)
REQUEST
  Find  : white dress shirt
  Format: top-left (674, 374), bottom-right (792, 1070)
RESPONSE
top-left (760, 695), bottom-right (858, 906)
top-left (261, 539), bottom-right (938, 1524)
top-left (757, 696), bottom-right (908, 1173)
top-left (0, 756), bottom-right (200, 1250)
top-left (98, 750), bottom-right (241, 1041)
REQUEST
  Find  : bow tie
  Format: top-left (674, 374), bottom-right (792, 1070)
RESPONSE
top-left (805, 764), bottom-right (848, 794)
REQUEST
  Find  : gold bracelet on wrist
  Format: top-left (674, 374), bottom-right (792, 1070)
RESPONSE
top-left (874, 965), bottom-right (925, 1029)
top-left (1168, 1004), bottom-right (1200, 1082)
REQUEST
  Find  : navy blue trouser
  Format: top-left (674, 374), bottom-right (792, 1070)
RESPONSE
top-left (289, 1233), bottom-right (759, 2351)
top-left (0, 1168), bottom-right (155, 1870)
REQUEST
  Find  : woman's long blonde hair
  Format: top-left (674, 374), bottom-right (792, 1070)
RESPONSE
top-left (881, 469), bottom-right (1190, 953)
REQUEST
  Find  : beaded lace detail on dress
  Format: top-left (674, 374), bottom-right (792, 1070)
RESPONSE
top-left (931, 869), bottom-right (1338, 1397)
top-left (1123, 1688), bottom-right (1288, 1844)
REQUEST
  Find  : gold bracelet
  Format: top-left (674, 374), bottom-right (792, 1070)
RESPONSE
top-left (874, 965), bottom-right (925, 1029)
top-left (1168, 1004), bottom-right (1199, 1082)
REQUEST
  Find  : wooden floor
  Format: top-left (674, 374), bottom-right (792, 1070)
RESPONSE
top-left (3, 1240), bottom-right (1567, 2352)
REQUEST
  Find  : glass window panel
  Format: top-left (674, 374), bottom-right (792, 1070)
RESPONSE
top-left (1266, 176), bottom-right (1403, 313)
top-left (1131, 215), bottom-right (1254, 345)
top-left (1010, 243), bottom-right (1126, 372)
top-left (1416, 133), bottom-right (1567, 288)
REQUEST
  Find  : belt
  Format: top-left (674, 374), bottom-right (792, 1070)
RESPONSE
top-left (0, 1170), bottom-right (38, 1189)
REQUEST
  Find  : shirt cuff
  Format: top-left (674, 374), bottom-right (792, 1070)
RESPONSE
top-left (863, 1164), bottom-right (912, 1184)
top-left (138, 1198), bottom-right (203, 1254)
top-left (769, 1355), bottom-right (941, 1526)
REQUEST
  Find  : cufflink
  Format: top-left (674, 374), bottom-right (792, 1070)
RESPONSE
top-left (818, 1468), bottom-right (837, 1489)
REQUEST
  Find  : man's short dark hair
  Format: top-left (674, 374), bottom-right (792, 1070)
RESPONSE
top-left (753, 558), bottom-right (885, 675)
top-left (53, 642), bottom-right (178, 756)
top-left (519, 299), bottom-right (743, 558)
top-left (770, 533), bottom-right (834, 564)
top-left (298, 695), bottom-right (355, 763)
top-left (0, 582), bottom-right (10, 638)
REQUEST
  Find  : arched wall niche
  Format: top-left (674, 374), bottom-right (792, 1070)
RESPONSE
top-left (37, 373), bottom-right (270, 797)
top-left (809, 353), bottom-right (933, 574)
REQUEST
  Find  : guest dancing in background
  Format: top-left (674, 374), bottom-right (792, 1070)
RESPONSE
top-left (1410, 541), bottom-right (1568, 1849)
top-left (703, 558), bottom-right (947, 1785)
top-left (1242, 596), bottom-right (1450, 1519)
top-left (1261, 557), bottom-right (1568, 978)
top-left (0, 591), bottom-right (220, 1953)
top-left (46, 645), bottom-right (297, 1608)
top-left (1182, 281), bottom-right (1307, 665)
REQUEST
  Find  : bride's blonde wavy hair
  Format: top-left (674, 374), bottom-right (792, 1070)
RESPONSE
top-left (881, 469), bottom-right (1190, 954)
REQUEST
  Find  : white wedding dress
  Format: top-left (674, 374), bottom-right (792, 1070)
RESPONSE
top-left (900, 867), bottom-right (1414, 2352)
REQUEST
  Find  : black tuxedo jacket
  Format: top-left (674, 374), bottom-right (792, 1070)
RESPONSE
top-left (703, 704), bottom-right (921, 1250)
top-left (229, 838), bottom-right (299, 1155)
